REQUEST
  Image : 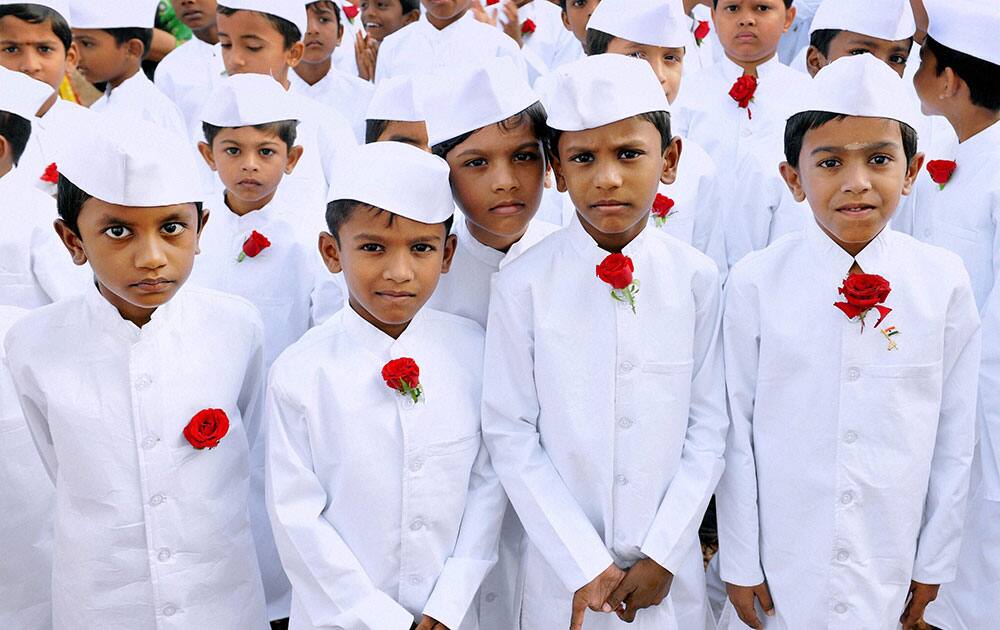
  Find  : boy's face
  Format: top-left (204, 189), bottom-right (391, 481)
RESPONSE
top-left (421, 0), bottom-right (469, 22)
top-left (73, 29), bottom-right (135, 84)
top-left (444, 117), bottom-right (545, 249)
top-left (303, 2), bottom-right (342, 65)
top-left (319, 207), bottom-right (457, 338)
top-left (218, 9), bottom-right (304, 81)
top-left (553, 116), bottom-right (680, 250)
top-left (375, 120), bottom-right (429, 150)
top-left (197, 126), bottom-right (303, 211)
top-left (0, 15), bottom-right (76, 90)
top-left (711, 0), bottom-right (795, 66)
top-left (360, 0), bottom-right (419, 42)
top-left (780, 116), bottom-right (921, 255)
top-left (55, 200), bottom-right (206, 326)
top-left (912, 44), bottom-right (951, 117)
top-left (806, 32), bottom-right (912, 78)
top-left (172, 0), bottom-right (218, 32)
top-left (562, 0), bottom-right (601, 44)
top-left (605, 37), bottom-right (685, 104)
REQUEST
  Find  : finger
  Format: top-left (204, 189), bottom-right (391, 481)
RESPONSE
top-left (605, 580), bottom-right (634, 613)
top-left (756, 584), bottom-right (775, 617)
top-left (569, 597), bottom-right (587, 630)
top-left (734, 601), bottom-right (763, 630)
top-left (621, 596), bottom-right (638, 622)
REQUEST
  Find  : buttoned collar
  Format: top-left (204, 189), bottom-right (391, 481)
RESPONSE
top-left (83, 279), bottom-right (180, 341)
top-left (417, 10), bottom-right (474, 37)
top-left (341, 300), bottom-right (427, 361)
top-left (718, 53), bottom-right (784, 83)
top-left (104, 70), bottom-right (152, 101)
top-left (956, 119), bottom-right (1000, 163)
top-left (805, 217), bottom-right (892, 278)
top-left (566, 212), bottom-right (650, 262)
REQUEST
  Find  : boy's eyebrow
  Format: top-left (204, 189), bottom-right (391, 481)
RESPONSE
top-left (238, 34), bottom-right (266, 42)
top-left (452, 141), bottom-right (539, 159)
top-left (810, 141), bottom-right (900, 155)
top-left (0, 37), bottom-right (58, 45)
top-left (563, 137), bottom-right (647, 154)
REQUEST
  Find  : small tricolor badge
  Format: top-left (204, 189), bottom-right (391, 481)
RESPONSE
top-left (881, 326), bottom-right (900, 351)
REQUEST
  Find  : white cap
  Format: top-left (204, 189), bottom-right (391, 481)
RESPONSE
top-left (424, 58), bottom-right (539, 148)
top-left (58, 118), bottom-right (204, 206)
top-left (0, 66), bottom-right (55, 119)
top-left (587, 0), bottom-right (689, 48)
top-left (366, 75), bottom-right (425, 123)
top-left (541, 54), bottom-right (669, 132)
top-left (69, 0), bottom-right (159, 28)
top-left (789, 54), bottom-right (921, 130)
top-left (810, 0), bottom-right (915, 41)
top-left (0, 0), bottom-right (70, 23)
top-left (201, 74), bottom-right (302, 126)
top-left (218, 0), bottom-right (307, 38)
top-left (327, 142), bottom-right (454, 224)
top-left (926, 0), bottom-right (1000, 66)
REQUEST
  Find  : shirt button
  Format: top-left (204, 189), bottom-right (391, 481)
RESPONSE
top-left (410, 518), bottom-right (424, 531)
top-left (135, 373), bottom-right (153, 390)
top-left (617, 417), bottom-right (634, 429)
top-left (923, 228), bottom-right (932, 238)
top-left (408, 458), bottom-right (423, 472)
top-left (740, 127), bottom-right (752, 138)
top-left (615, 474), bottom-right (629, 486)
top-left (162, 604), bottom-right (177, 617)
top-left (619, 361), bottom-right (634, 374)
top-left (157, 548), bottom-right (171, 562)
top-left (835, 603), bottom-right (848, 614)
top-left (847, 367), bottom-right (861, 381)
top-left (150, 494), bottom-right (165, 506)
top-left (141, 436), bottom-right (158, 450)
top-left (484, 592), bottom-right (498, 603)
top-left (837, 550), bottom-right (850, 562)
top-left (844, 431), bottom-right (858, 444)
top-left (409, 575), bottom-right (423, 585)
top-left (840, 491), bottom-right (854, 505)
top-left (401, 396), bottom-right (416, 410)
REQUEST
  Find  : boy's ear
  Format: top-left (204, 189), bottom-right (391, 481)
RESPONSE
top-left (194, 207), bottom-right (211, 254)
top-left (805, 45), bottom-right (826, 78)
top-left (0, 135), bottom-right (9, 164)
top-left (660, 136), bottom-right (682, 186)
top-left (284, 145), bottom-right (304, 174)
top-left (782, 5), bottom-right (797, 32)
top-left (901, 152), bottom-right (925, 197)
top-left (318, 231), bottom-right (343, 273)
top-left (778, 161), bottom-right (807, 202)
top-left (197, 141), bottom-right (218, 171)
top-left (439, 233), bottom-right (458, 274)
top-left (53, 219), bottom-right (88, 266)
top-left (285, 41), bottom-right (306, 68)
top-left (402, 9), bottom-right (420, 26)
top-left (550, 155), bottom-right (568, 193)
top-left (65, 41), bottom-right (79, 72)
top-left (126, 37), bottom-right (145, 60)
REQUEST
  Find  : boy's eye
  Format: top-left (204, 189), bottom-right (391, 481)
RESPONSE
top-left (162, 222), bottom-right (187, 235)
top-left (618, 149), bottom-right (642, 160)
top-left (220, 42), bottom-right (232, 49)
top-left (818, 158), bottom-right (841, 168)
top-left (890, 55), bottom-right (907, 65)
top-left (464, 157), bottom-right (487, 168)
top-left (360, 243), bottom-right (384, 252)
top-left (513, 151), bottom-right (538, 162)
top-left (2, 46), bottom-right (16, 53)
top-left (664, 54), bottom-right (679, 63)
top-left (412, 243), bottom-right (435, 253)
top-left (225, 147), bottom-right (240, 156)
top-left (246, 46), bottom-right (263, 52)
top-left (104, 225), bottom-right (132, 239)
top-left (849, 49), bottom-right (870, 56)
top-left (259, 148), bottom-right (275, 157)
top-left (870, 154), bottom-right (892, 166)
top-left (569, 152), bottom-right (594, 164)
top-left (572, 0), bottom-right (587, 7)
top-left (756, 4), bottom-right (771, 11)
top-left (628, 51), bottom-right (646, 60)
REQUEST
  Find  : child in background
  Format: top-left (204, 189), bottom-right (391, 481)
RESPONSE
top-left (364, 74), bottom-right (429, 148)
top-left (472, 0), bottom-right (581, 83)
top-left (353, 0), bottom-right (420, 81)
top-left (556, 0), bottom-right (599, 60)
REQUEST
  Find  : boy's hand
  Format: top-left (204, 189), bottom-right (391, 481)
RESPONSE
top-left (354, 32), bottom-right (378, 82)
top-left (605, 559), bottom-right (673, 622)
top-left (414, 615), bottom-right (449, 630)
top-left (500, 2), bottom-right (524, 48)
top-left (899, 581), bottom-right (940, 629)
top-left (570, 563), bottom-right (626, 630)
top-left (726, 581), bottom-right (775, 630)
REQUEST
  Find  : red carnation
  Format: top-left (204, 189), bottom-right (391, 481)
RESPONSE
top-left (596, 253), bottom-right (640, 314)
top-left (834, 273), bottom-right (892, 332)
top-left (926, 160), bottom-right (956, 190)
top-left (651, 193), bottom-right (676, 227)
top-left (729, 75), bottom-right (757, 119)
top-left (382, 358), bottom-right (423, 403)
top-left (694, 20), bottom-right (710, 46)
top-left (342, 3), bottom-right (359, 20)
top-left (521, 18), bottom-right (536, 34)
top-left (183, 408), bottom-right (230, 450)
top-left (237, 230), bottom-right (271, 262)
top-left (40, 162), bottom-right (59, 184)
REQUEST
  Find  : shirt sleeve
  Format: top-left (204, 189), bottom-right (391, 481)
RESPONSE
top-left (979, 191), bottom-right (1000, 500)
top-left (2, 346), bottom-right (58, 482)
top-left (689, 163), bottom-right (729, 283)
top-left (30, 223), bottom-right (91, 304)
top-left (237, 313), bottom-right (267, 454)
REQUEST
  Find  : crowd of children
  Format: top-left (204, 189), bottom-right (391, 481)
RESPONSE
top-left (0, 0), bottom-right (997, 629)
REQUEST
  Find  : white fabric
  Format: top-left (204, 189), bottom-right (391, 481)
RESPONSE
top-left (587, 0), bottom-right (689, 48)
top-left (681, 4), bottom-right (718, 77)
top-left (266, 305), bottom-right (504, 629)
top-left (480, 0), bottom-right (580, 84)
top-left (202, 74), bottom-right (303, 128)
top-left (541, 53), bottom-right (669, 132)
top-left (12, 98), bottom-right (93, 194)
top-left (328, 141), bottom-right (454, 224)
top-left (90, 71), bottom-right (189, 140)
top-left (155, 37), bottom-right (226, 142)
top-left (0, 66), bottom-right (53, 120)
top-left (0, 0), bottom-right (69, 21)
top-left (0, 305), bottom-right (53, 630)
top-left (926, 0), bottom-right (1000, 66)
top-left (424, 58), bottom-right (538, 148)
top-left (218, 0), bottom-right (307, 37)
top-left (289, 65), bottom-right (374, 143)
top-left (482, 217), bottom-right (727, 628)
top-left (715, 221), bottom-right (981, 628)
top-left (365, 74), bottom-right (425, 122)
top-left (68, 0), bottom-right (158, 28)
top-left (2, 286), bottom-right (270, 630)
top-left (810, 0), bottom-right (915, 41)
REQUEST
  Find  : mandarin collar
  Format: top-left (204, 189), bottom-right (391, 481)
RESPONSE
top-left (341, 301), bottom-right (427, 361)
top-left (418, 10), bottom-right (474, 36)
top-left (804, 217), bottom-right (893, 278)
top-left (719, 53), bottom-right (783, 82)
top-left (956, 119), bottom-right (1000, 163)
top-left (83, 279), bottom-right (179, 341)
top-left (566, 213), bottom-right (650, 262)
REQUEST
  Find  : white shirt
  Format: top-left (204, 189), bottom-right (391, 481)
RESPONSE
top-left (90, 71), bottom-right (188, 140)
top-left (482, 217), bottom-right (728, 629)
top-left (0, 305), bottom-right (53, 630)
top-left (682, 5), bottom-right (719, 77)
top-left (289, 66), bottom-right (375, 143)
top-left (0, 169), bottom-right (89, 308)
top-left (715, 222), bottom-right (981, 630)
top-left (266, 305), bottom-right (504, 630)
top-left (154, 37), bottom-right (226, 144)
top-left (3, 286), bottom-right (269, 630)
top-left (13, 99), bottom-right (94, 194)
top-left (480, 0), bottom-right (581, 83)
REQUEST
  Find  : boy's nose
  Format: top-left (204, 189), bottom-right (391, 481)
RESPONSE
top-left (135, 236), bottom-right (169, 270)
top-left (841, 165), bottom-right (873, 194)
top-left (594, 162), bottom-right (623, 190)
top-left (492, 163), bottom-right (519, 193)
top-left (383, 251), bottom-right (416, 283)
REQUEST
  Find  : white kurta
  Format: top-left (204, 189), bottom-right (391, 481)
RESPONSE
top-left (715, 221), bottom-right (981, 630)
top-left (480, 0), bottom-right (581, 83)
top-left (482, 217), bottom-right (728, 629)
top-left (13, 99), bottom-right (95, 194)
top-left (289, 67), bottom-right (375, 143)
top-left (154, 36), bottom-right (226, 144)
top-left (2, 286), bottom-right (269, 630)
top-left (681, 5), bottom-right (719, 77)
top-left (0, 305), bottom-right (53, 630)
top-left (90, 71), bottom-right (188, 140)
top-left (266, 306), bottom-right (505, 630)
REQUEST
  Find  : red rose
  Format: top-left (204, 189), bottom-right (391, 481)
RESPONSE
top-left (237, 230), bottom-right (271, 262)
top-left (486, 0), bottom-right (499, 5)
top-left (926, 159), bottom-right (957, 190)
top-left (342, 4), bottom-right (359, 19)
top-left (651, 193), bottom-right (676, 220)
top-left (729, 75), bottom-right (757, 109)
top-left (596, 253), bottom-right (634, 290)
top-left (382, 357), bottom-right (423, 403)
top-left (834, 273), bottom-right (892, 330)
top-left (40, 162), bottom-right (59, 184)
top-left (521, 18), bottom-right (536, 34)
top-left (694, 20), bottom-right (710, 44)
top-left (183, 408), bottom-right (230, 450)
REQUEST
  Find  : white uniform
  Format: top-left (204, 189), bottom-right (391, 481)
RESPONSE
top-left (266, 306), bottom-right (505, 630)
top-left (154, 36), bottom-right (226, 143)
top-left (681, 5), bottom-right (718, 76)
top-left (716, 221), bottom-right (981, 629)
top-left (479, 0), bottom-right (581, 83)
top-left (0, 305), bottom-right (53, 630)
top-left (90, 71), bottom-right (188, 140)
top-left (3, 286), bottom-right (269, 630)
top-left (482, 217), bottom-right (728, 629)
top-left (13, 99), bottom-right (95, 194)
top-left (289, 66), bottom-right (375, 143)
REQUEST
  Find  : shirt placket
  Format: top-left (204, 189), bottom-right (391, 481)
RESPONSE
top-left (394, 349), bottom-right (425, 614)
top-left (610, 297), bottom-right (640, 559)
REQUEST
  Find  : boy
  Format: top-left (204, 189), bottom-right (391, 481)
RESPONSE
top-left (482, 53), bottom-right (728, 629)
top-left (3, 117), bottom-right (270, 629)
top-left (290, 1), bottom-right (374, 143)
top-left (557, 0), bottom-right (599, 59)
top-left (71, 0), bottom-right (188, 138)
top-left (909, 2), bottom-right (1000, 627)
top-left (473, 0), bottom-right (580, 84)
top-left (352, 0), bottom-right (420, 80)
top-left (266, 141), bottom-right (504, 629)
top-left (365, 74), bottom-right (429, 148)
top-left (715, 55), bottom-right (980, 630)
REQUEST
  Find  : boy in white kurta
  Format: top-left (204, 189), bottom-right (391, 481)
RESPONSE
top-left (364, 74), bottom-right (430, 148)
top-left (266, 141), bottom-right (504, 630)
top-left (715, 55), bottom-right (981, 630)
top-left (482, 54), bottom-right (728, 629)
top-left (3, 119), bottom-right (268, 629)
top-left (474, 0), bottom-right (580, 84)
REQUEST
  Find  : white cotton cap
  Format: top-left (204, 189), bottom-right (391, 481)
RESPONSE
top-left (218, 0), bottom-right (307, 39)
top-left (58, 117), bottom-right (204, 206)
top-left (201, 74), bottom-right (302, 126)
top-left (586, 0), bottom-right (690, 48)
top-left (0, 0), bottom-right (70, 22)
top-left (540, 54), bottom-right (669, 132)
top-left (366, 75), bottom-right (425, 123)
top-left (789, 54), bottom-right (921, 130)
top-left (810, 0), bottom-right (916, 41)
top-left (423, 58), bottom-right (539, 148)
top-left (926, 0), bottom-right (1000, 66)
top-left (69, 0), bottom-right (159, 28)
top-left (0, 66), bottom-right (55, 119)
top-left (327, 142), bottom-right (454, 224)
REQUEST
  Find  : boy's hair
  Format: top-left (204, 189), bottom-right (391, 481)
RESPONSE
top-left (584, 28), bottom-right (615, 55)
top-left (712, 0), bottom-right (793, 7)
top-left (217, 5), bottom-right (302, 48)
top-left (202, 120), bottom-right (299, 149)
top-left (783, 111), bottom-right (918, 169)
top-left (430, 101), bottom-right (548, 159)
top-left (400, 0), bottom-right (420, 12)
top-left (57, 174), bottom-right (205, 235)
top-left (103, 27), bottom-right (154, 59)
top-left (808, 29), bottom-right (841, 57)
top-left (365, 119), bottom-right (390, 144)
top-left (325, 199), bottom-right (454, 242)
top-left (307, 0), bottom-right (341, 28)
top-left (0, 4), bottom-right (73, 51)
top-left (923, 36), bottom-right (1000, 112)
top-left (545, 111), bottom-right (672, 161)
top-left (0, 111), bottom-right (32, 165)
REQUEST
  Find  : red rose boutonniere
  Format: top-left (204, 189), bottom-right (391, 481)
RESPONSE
top-left (596, 253), bottom-right (640, 314)
top-left (342, 3), bottom-right (359, 20)
top-left (729, 75), bottom-right (757, 120)
top-left (40, 162), bottom-right (59, 184)
top-left (926, 160), bottom-right (957, 190)
top-left (522, 18), bottom-right (536, 35)
top-left (183, 408), bottom-right (230, 450)
top-left (651, 194), bottom-right (677, 227)
top-left (486, 0), bottom-right (499, 5)
top-left (382, 358), bottom-right (423, 404)
top-left (834, 273), bottom-right (892, 333)
top-left (238, 230), bottom-right (271, 262)
top-left (694, 20), bottom-right (710, 46)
